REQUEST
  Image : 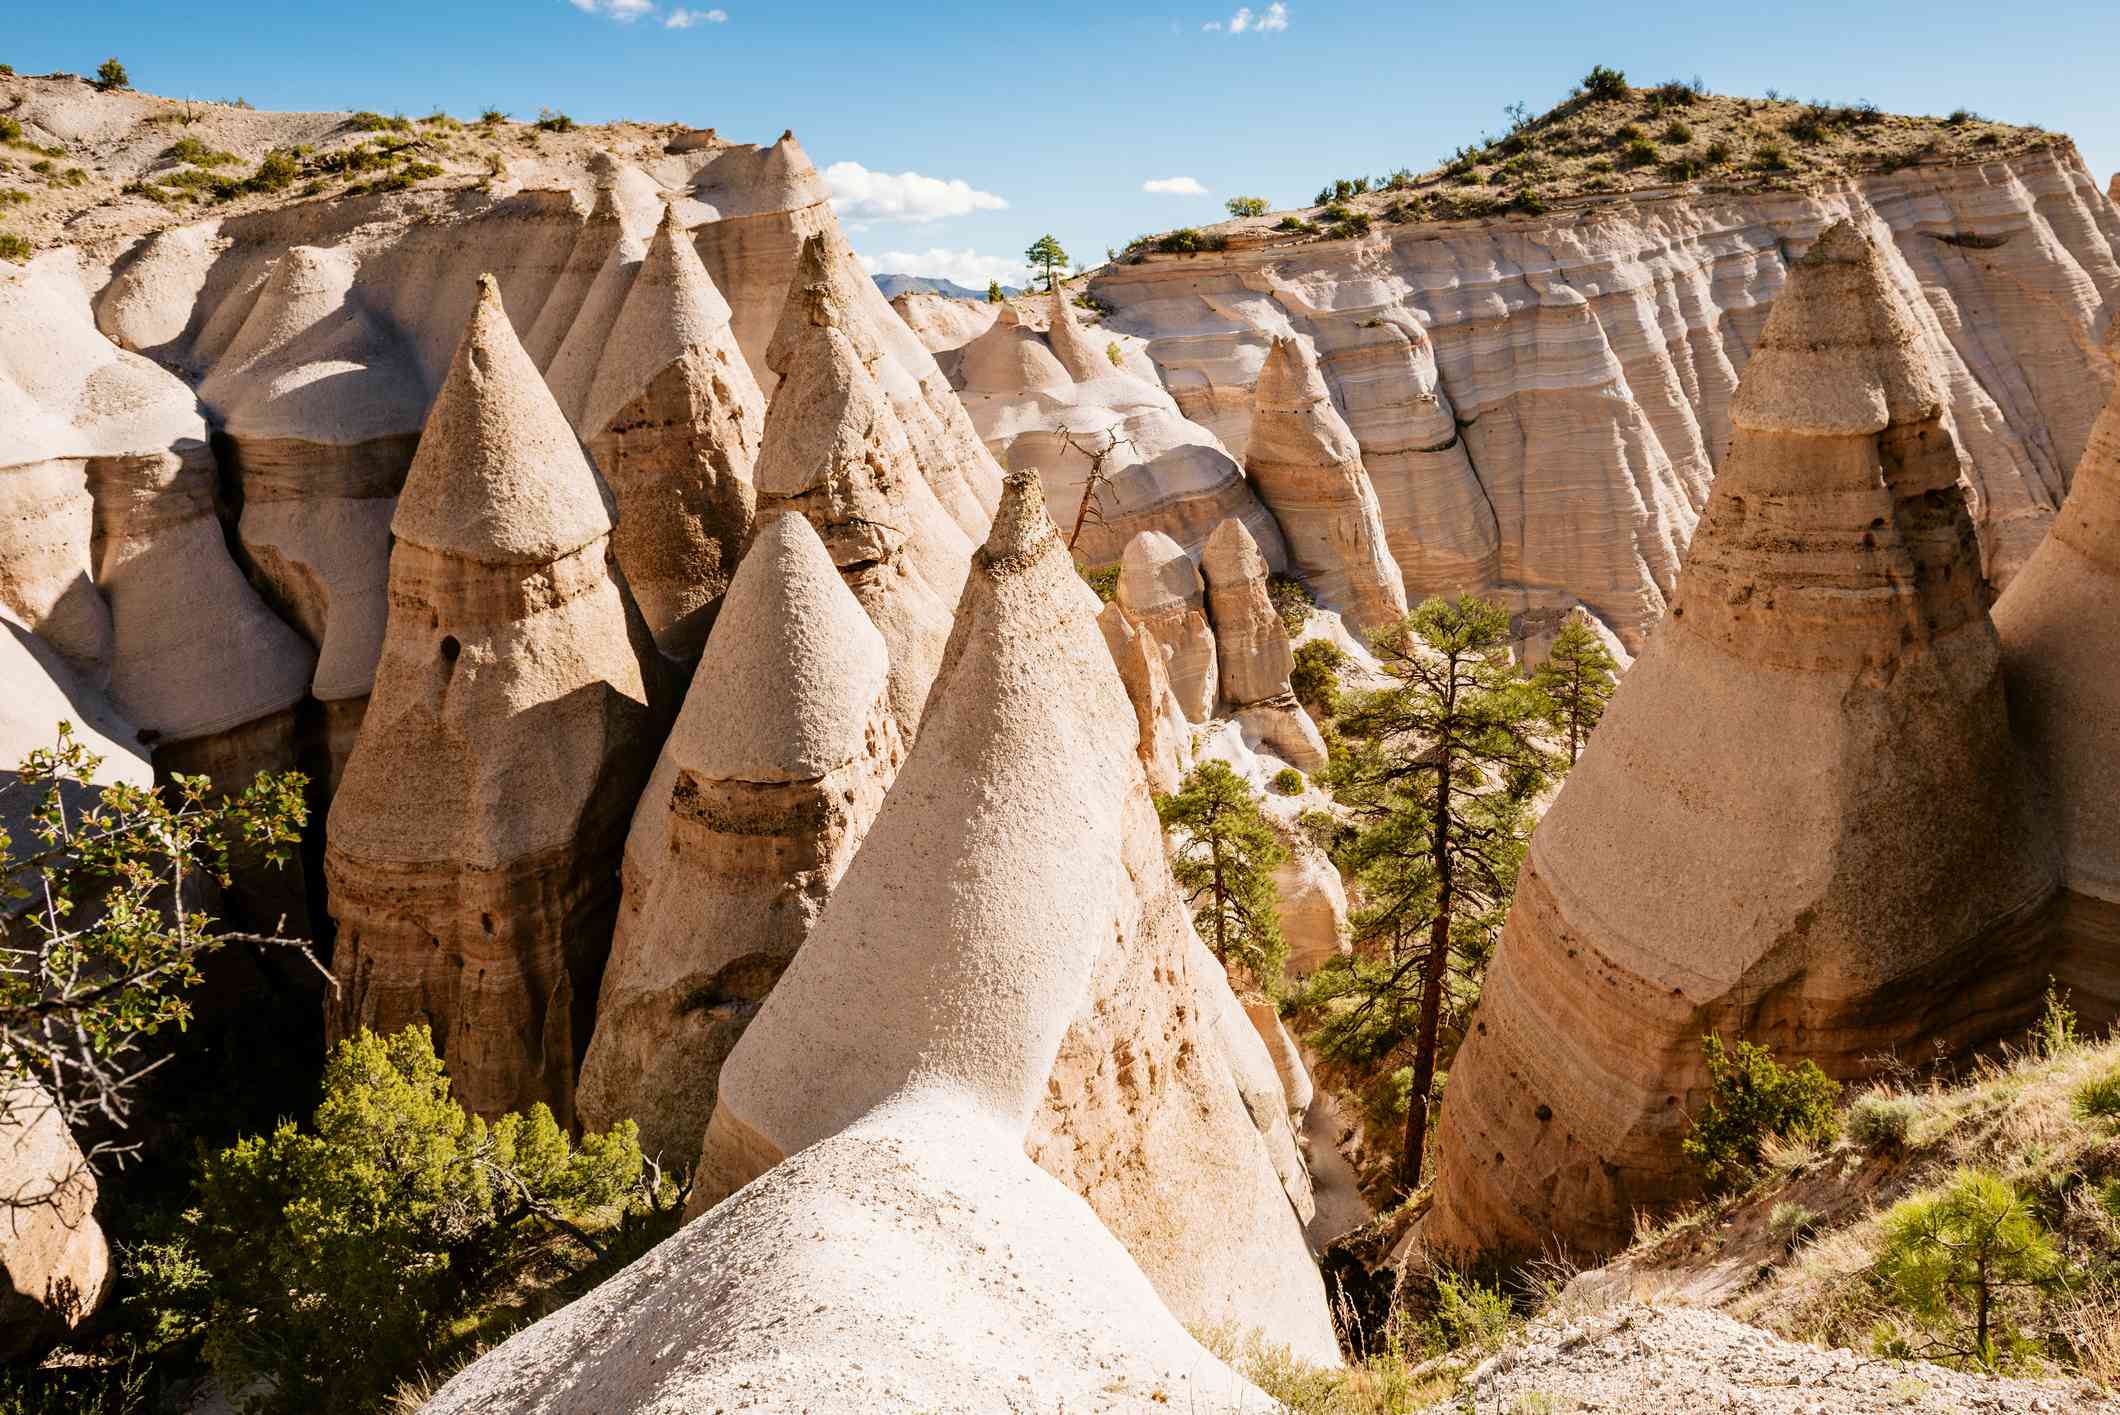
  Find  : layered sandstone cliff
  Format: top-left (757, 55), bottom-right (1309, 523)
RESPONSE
top-left (1092, 149), bottom-right (2120, 650)
top-left (1424, 222), bottom-right (2060, 1262)
top-left (575, 513), bottom-right (901, 1164)
top-left (323, 277), bottom-right (661, 1124)
top-left (694, 472), bottom-right (1337, 1360)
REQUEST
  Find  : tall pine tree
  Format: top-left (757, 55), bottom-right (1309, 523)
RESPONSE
top-left (1532, 614), bottom-right (1619, 764)
top-left (1302, 595), bottom-right (1552, 1188)
top-left (1157, 761), bottom-right (1289, 986)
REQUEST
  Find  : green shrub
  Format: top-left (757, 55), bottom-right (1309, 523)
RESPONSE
top-left (28, 159), bottom-right (50, 175)
top-left (1327, 211), bottom-right (1372, 238)
top-left (1081, 564), bottom-right (1120, 603)
top-left (1613, 122), bottom-right (1645, 143)
top-left (1769, 1200), bottom-right (1820, 1245)
top-left (1704, 139), bottom-right (1735, 165)
top-left (0, 65), bottom-right (14, 77)
top-left (1267, 574), bottom-right (1314, 634)
top-left (0, 116), bottom-right (20, 143)
top-left (348, 110), bottom-right (411, 133)
top-left (1945, 108), bottom-right (1978, 126)
top-left (479, 107), bottom-right (508, 125)
top-left (1847, 1092), bottom-right (1920, 1149)
top-left (1225, 194), bottom-right (1269, 218)
top-left (1661, 120), bottom-right (1693, 144)
top-left (185, 1026), bottom-right (649, 1414)
top-left (1681, 1033), bottom-right (1841, 1189)
top-left (162, 136), bottom-right (236, 167)
top-left (244, 147), bottom-right (302, 193)
top-left (1622, 139), bottom-right (1659, 167)
top-left (1789, 108), bottom-right (1830, 143)
top-left (1508, 187), bottom-right (1546, 215)
top-left (1580, 65), bottom-right (1629, 101)
top-left (1755, 144), bottom-right (1791, 172)
top-left (1418, 1271), bottom-right (1514, 1357)
top-left (1272, 767), bottom-right (1305, 796)
top-left (1290, 639), bottom-right (1345, 719)
top-left (1105, 340), bottom-right (1123, 367)
top-left (535, 108), bottom-right (576, 133)
top-left (2032, 980), bottom-right (2079, 1058)
top-left (1873, 1169), bottom-right (2065, 1370)
top-left (1273, 214), bottom-right (1315, 233)
top-left (1154, 226), bottom-right (1227, 255)
top-left (0, 232), bottom-right (29, 262)
top-left (2071, 1067), bottom-right (2120, 1128)
top-left (1319, 202), bottom-right (1354, 222)
top-left (94, 57), bottom-right (129, 92)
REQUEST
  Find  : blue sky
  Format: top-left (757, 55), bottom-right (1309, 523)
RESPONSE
top-left (15, 3), bottom-right (2118, 285)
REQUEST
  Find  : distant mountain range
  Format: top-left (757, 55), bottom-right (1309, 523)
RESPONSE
top-left (870, 273), bottom-right (1022, 301)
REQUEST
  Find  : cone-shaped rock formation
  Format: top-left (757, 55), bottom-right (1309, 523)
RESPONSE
top-left (1047, 282), bottom-right (1116, 384)
top-left (576, 513), bottom-right (902, 1163)
top-left (1115, 530), bottom-right (1218, 723)
top-left (324, 276), bottom-right (661, 1124)
top-left (580, 208), bottom-right (764, 659)
top-left (753, 235), bottom-right (975, 735)
top-left (1996, 330), bottom-right (2120, 1011)
top-left (1244, 336), bottom-right (1409, 633)
top-left (1096, 600), bottom-right (1193, 793)
top-left (694, 472), bottom-right (1337, 1359)
top-left (1201, 518), bottom-right (1328, 772)
top-left (1424, 222), bottom-right (2059, 1263)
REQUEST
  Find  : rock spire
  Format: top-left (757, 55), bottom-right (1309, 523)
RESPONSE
top-left (575, 513), bottom-right (902, 1163)
top-left (1243, 336), bottom-right (1409, 633)
top-left (324, 275), bottom-right (662, 1124)
top-left (1115, 530), bottom-right (1218, 723)
top-left (694, 471), bottom-right (1338, 1357)
top-left (752, 234), bottom-right (975, 735)
top-left (1424, 221), bottom-right (2059, 1263)
top-left (1200, 517), bottom-right (1329, 772)
top-left (580, 207), bottom-right (765, 659)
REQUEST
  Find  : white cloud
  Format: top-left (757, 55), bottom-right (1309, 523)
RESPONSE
top-left (856, 248), bottom-right (1029, 289)
top-left (823, 161), bottom-right (1008, 224)
top-left (570, 0), bottom-right (655, 20)
top-left (1143, 176), bottom-right (1208, 195)
top-left (664, 6), bottom-right (726, 26)
top-left (1207, 2), bottom-right (1287, 33)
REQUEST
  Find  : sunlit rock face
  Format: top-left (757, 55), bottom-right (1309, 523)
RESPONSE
top-left (1091, 149), bottom-right (2120, 651)
top-left (1425, 223), bottom-right (2061, 1264)
top-left (323, 278), bottom-right (661, 1125)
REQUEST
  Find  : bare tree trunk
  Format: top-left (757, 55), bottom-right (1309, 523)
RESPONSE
top-left (1405, 694), bottom-right (1456, 1188)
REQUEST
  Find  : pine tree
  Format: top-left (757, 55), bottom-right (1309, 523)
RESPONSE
top-left (1024, 233), bottom-right (1069, 292)
top-left (1531, 614), bottom-right (1619, 764)
top-left (1301, 595), bottom-right (1552, 1188)
top-left (985, 278), bottom-right (1003, 303)
top-left (1156, 761), bottom-right (1288, 985)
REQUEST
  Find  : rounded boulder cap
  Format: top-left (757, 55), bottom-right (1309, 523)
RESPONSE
top-left (392, 274), bottom-right (612, 563)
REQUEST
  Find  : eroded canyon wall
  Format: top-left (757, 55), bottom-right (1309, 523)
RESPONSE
top-left (1090, 148), bottom-right (2120, 651)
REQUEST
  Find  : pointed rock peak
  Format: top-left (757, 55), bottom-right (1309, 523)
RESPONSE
top-left (766, 232), bottom-right (880, 378)
top-left (980, 469), bottom-right (1061, 574)
top-left (578, 205), bottom-right (743, 437)
top-left (585, 183), bottom-right (623, 223)
top-left (1732, 218), bottom-right (1946, 438)
top-left (995, 301), bottom-right (1026, 329)
top-left (1118, 530), bottom-right (1203, 613)
top-left (587, 151), bottom-right (624, 185)
top-left (686, 512), bottom-right (889, 783)
top-left (392, 274), bottom-right (611, 564)
top-left (1202, 517), bottom-right (1268, 586)
top-left (1255, 335), bottom-right (1330, 413)
top-left (1049, 283), bottom-right (1078, 329)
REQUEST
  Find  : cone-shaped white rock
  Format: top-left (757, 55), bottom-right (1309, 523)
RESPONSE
top-left (695, 472), bottom-right (1338, 1360)
top-left (1096, 600), bottom-right (1193, 793)
top-left (1116, 530), bottom-right (1218, 724)
top-left (1201, 517), bottom-right (1328, 772)
top-left (581, 208), bottom-right (764, 659)
top-left (1244, 336), bottom-right (1409, 633)
top-left (325, 275), bottom-right (662, 1125)
top-left (1996, 334), bottom-right (2120, 1009)
top-left (576, 513), bottom-right (902, 1164)
top-left (1424, 222), bottom-right (2060, 1263)
top-left (753, 235), bottom-right (975, 735)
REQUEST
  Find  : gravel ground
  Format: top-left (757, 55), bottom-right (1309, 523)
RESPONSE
top-left (1432, 1304), bottom-right (2114, 1414)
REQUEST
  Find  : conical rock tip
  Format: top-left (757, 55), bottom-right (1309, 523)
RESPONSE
top-left (981, 469), bottom-right (1059, 573)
